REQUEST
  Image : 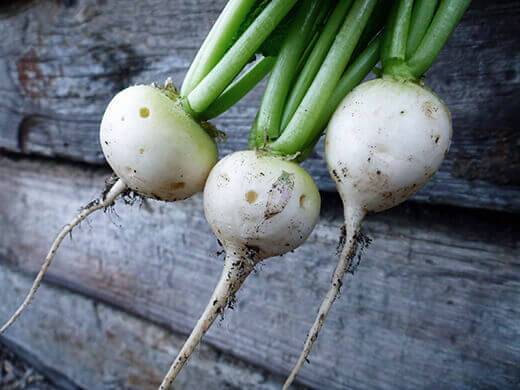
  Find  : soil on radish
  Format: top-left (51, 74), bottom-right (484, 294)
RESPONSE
top-left (336, 226), bottom-right (372, 281)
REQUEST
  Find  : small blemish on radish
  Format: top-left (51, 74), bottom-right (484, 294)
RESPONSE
top-left (172, 182), bottom-right (185, 190)
top-left (422, 101), bottom-right (438, 119)
top-left (299, 195), bottom-right (306, 208)
top-left (245, 190), bottom-right (258, 204)
top-left (217, 173), bottom-right (230, 188)
top-left (139, 107), bottom-right (150, 118)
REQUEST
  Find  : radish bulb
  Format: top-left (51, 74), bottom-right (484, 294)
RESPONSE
top-left (1, 84), bottom-right (218, 334)
top-left (328, 78), bottom-right (451, 214)
top-left (101, 85), bottom-right (218, 201)
top-left (159, 150), bottom-right (320, 388)
top-left (284, 77), bottom-right (452, 387)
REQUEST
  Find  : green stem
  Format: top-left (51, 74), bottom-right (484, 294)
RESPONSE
top-left (386, 0), bottom-right (414, 61)
top-left (251, 6), bottom-right (327, 151)
top-left (255, 0), bottom-right (322, 144)
top-left (380, 1), bottom-right (398, 63)
top-left (295, 4), bottom-right (332, 74)
top-left (351, 0), bottom-right (388, 58)
top-left (270, 0), bottom-right (378, 155)
top-left (248, 113), bottom-right (260, 148)
top-left (406, 0), bottom-right (439, 58)
top-left (280, 0), bottom-right (353, 131)
top-left (296, 29), bottom-right (320, 73)
top-left (181, 0), bottom-right (256, 96)
top-left (201, 56), bottom-right (275, 120)
top-left (187, 0), bottom-right (298, 114)
top-left (407, 0), bottom-right (471, 78)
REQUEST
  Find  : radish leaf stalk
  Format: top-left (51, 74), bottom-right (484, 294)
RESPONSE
top-left (407, 0), bottom-right (471, 78)
top-left (386, 0), bottom-right (414, 61)
top-left (256, 0), bottom-right (325, 143)
top-left (280, 0), bottom-right (354, 132)
top-left (181, 0), bottom-right (257, 96)
top-left (270, 0), bottom-right (379, 155)
top-left (201, 56), bottom-right (276, 120)
top-left (187, 0), bottom-right (298, 114)
top-left (405, 0), bottom-right (439, 57)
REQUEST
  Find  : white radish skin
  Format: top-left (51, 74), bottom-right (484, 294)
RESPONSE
top-left (159, 150), bottom-right (320, 389)
top-left (101, 85), bottom-right (218, 201)
top-left (284, 77), bottom-right (452, 388)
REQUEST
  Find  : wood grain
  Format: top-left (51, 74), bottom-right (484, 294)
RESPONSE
top-left (0, 267), bottom-right (297, 390)
top-left (0, 155), bottom-right (518, 389)
top-left (0, 0), bottom-right (519, 211)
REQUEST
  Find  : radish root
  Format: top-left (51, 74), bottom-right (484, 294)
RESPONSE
top-left (283, 211), bottom-right (363, 389)
top-left (159, 254), bottom-right (254, 389)
top-left (0, 178), bottom-right (127, 334)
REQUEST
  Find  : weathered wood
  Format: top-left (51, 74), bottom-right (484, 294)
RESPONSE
top-left (0, 0), bottom-right (519, 211)
top-left (0, 267), bottom-right (295, 390)
top-left (0, 156), bottom-right (518, 389)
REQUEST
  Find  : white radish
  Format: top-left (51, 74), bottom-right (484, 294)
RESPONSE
top-left (1, 83), bottom-right (218, 334)
top-left (159, 150), bottom-right (320, 388)
top-left (101, 84), bottom-right (218, 201)
top-left (327, 78), bottom-right (451, 214)
top-left (284, 77), bottom-right (452, 387)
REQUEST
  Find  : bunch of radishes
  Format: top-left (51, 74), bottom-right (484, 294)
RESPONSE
top-left (1, 0), bottom-right (471, 389)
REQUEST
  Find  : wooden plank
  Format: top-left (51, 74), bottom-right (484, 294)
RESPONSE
top-left (0, 0), bottom-right (519, 211)
top-left (0, 156), bottom-right (518, 389)
top-left (0, 267), bottom-right (295, 390)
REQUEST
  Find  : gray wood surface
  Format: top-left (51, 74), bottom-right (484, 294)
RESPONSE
top-left (0, 267), bottom-right (295, 390)
top-left (0, 156), bottom-right (518, 389)
top-left (0, 0), bottom-right (519, 211)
